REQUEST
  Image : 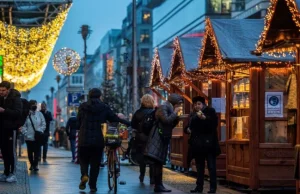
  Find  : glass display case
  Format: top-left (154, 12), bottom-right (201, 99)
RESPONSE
top-left (230, 76), bottom-right (250, 140)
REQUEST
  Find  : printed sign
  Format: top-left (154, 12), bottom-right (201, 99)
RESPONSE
top-left (212, 98), bottom-right (226, 113)
top-left (265, 92), bottom-right (283, 117)
top-left (68, 93), bottom-right (82, 106)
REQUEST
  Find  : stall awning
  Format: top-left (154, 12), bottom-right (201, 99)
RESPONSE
top-left (158, 48), bottom-right (172, 78)
top-left (178, 37), bottom-right (202, 71)
top-left (211, 19), bottom-right (295, 62)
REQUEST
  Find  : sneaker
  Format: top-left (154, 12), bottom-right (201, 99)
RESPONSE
top-left (34, 167), bottom-right (39, 171)
top-left (0, 173), bottom-right (7, 182)
top-left (29, 166), bottom-right (33, 171)
top-left (79, 175), bottom-right (89, 190)
top-left (6, 174), bottom-right (17, 183)
top-left (90, 188), bottom-right (97, 192)
top-left (43, 159), bottom-right (47, 163)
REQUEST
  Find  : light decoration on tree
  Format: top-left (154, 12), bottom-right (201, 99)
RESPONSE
top-left (0, 4), bottom-right (71, 91)
top-left (53, 47), bottom-right (81, 76)
top-left (255, 0), bottom-right (300, 57)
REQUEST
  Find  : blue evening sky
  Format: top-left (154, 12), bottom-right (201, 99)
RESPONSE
top-left (29, 0), bottom-right (131, 102)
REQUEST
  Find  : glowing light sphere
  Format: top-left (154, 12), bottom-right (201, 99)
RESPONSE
top-left (53, 48), bottom-right (81, 76)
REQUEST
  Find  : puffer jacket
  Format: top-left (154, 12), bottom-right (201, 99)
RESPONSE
top-left (144, 101), bottom-right (179, 164)
top-left (22, 111), bottom-right (46, 141)
top-left (0, 89), bottom-right (22, 144)
top-left (77, 98), bottom-right (130, 147)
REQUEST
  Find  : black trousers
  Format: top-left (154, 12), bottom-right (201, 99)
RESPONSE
top-left (195, 153), bottom-right (217, 191)
top-left (39, 135), bottom-right (49, 160)
top-left (1, 136), bottom-right (15, 175)
top-left (153, 162), bottom-right (163, 186)
top-left (26, 140), bottom-right (40, 168)
top-left (79, 146), bottom-right (103, 188)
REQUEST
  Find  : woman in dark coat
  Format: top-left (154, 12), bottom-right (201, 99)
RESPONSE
top-left (144, 93), bottom-right (183, 192)
top-left (131, 94), bottom-right (155, 184)
top-left (185, 96), bottom-right (220, 194)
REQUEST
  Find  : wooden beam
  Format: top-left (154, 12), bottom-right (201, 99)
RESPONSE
top-left (8, 7), bottom-right (12, 25)
top-left (170, 84), bottom-right (192, 104)
top-left (159, 83), bottom-right (171, 93)
top-left (151, 88), bottom-right (166, 101)
top-left (181, 76), bottom-right (208, 100)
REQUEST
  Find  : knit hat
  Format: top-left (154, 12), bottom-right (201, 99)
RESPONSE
top-left (192, 96), bottom-right (205, 104)
top-left (168, 93), bottom-right (183, 106)
top-left (89, 88), bottom-right (102, 99)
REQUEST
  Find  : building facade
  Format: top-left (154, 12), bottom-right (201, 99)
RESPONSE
top-left (152, 0), bottom-right (232, 48)
top-left (231, 0), bottom-right (270, 19)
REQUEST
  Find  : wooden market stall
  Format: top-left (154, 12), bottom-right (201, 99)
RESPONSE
top-left (149, 48), bottom-right (173, 101)
top-left (251, 0), bottom-right (300, 191)
top-left (205, 16), bottom-right (295, 190)
top-left (167, 36), bottom-right (208, 171)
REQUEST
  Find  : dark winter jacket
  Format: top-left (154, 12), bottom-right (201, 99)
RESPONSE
top-left (144, 101), bottom-right (179, 164)
top-left (185, 106), bottom-right (221, 156)
top-left (66, 116), bottom-right (77, 140)
top-left (40, 110), bottom-right (53, 136)
top-left (0, 89), bottom-right (22, 145)
top-left (77, 98), bottom-right (130, 147)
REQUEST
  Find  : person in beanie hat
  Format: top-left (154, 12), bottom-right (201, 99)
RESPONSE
top-left (144, 93), bottom-right (183, 192)
top-left (77, 88), bottom-right (130, 192)
top-left (185, 96), bottom-right (220, 194)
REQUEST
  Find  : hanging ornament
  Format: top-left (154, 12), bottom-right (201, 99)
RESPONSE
top-left (53, 47), bottom-right (81, 76)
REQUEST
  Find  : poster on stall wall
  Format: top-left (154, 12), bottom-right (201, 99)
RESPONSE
top-left (212, 98), bottom-right (226, 113)
top-left (265, 92), bottom-right (283, 118)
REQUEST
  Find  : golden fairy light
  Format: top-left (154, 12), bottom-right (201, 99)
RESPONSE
top-left (53, 47), bottom-right (81, 76)
top-left (0, 4), bottom-right (71, 91)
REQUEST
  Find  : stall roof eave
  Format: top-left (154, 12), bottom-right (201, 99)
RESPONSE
top-left (210, 18), bottom-right (296, 63)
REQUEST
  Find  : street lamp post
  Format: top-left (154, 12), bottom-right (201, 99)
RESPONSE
top-left (132, 0), bottom-right (138, 112)
top-left (79, 25), bottom-right (92, 101)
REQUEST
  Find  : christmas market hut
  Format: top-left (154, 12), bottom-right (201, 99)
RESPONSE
top-left (149, 48), bottom-right (173, 102)
top-left (251, 0), bottom-right (300, 191)
top-left (203, 17), bottom-right (295, 190)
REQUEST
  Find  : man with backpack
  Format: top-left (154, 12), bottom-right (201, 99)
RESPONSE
top-left (131, 94), bottom-right (156, 184)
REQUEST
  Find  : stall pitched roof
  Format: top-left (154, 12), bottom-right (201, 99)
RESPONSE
top-left (254, 0), bottom-right (300, 54)
top-left (210, 19), bottom-right (294, 62)
top-left (168, 37), bottom-right (202, 80)
top-left (158, 48), bottom-right (172, 77)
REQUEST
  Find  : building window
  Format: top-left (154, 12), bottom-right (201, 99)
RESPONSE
top-left (142, 11), bottom-right (151, 24)
top-left (140, 48), bottom-right (150, 61)
top-left (72, 76), bottom-right (83, 84)
top-left (140, 29), bottom-right (150, 43)
top-left (207, 0), bottom-right (232, 14)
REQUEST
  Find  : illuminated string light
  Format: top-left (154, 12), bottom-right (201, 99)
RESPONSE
top-left (0, 4), bottom-right (71, 91)
top-left (53, 47), bottom-right (81, 76)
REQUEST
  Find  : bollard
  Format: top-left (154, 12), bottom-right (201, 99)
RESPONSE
top-left (75, 130), bottom-right (79, 164)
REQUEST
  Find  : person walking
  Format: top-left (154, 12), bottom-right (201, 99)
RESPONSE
top-left (144, 93), bottom-right (183, 192)
top-left (131, 94), bottom-right (155, 184)
top-left (77, 88), bottom-right (130, 193)
top-left (0, 81), bottom-right (22, 183)
top-left (186, 96), bottom-right (220, 194)
top-left (22, 100), bottom-right (46, 171)
top-left (40, 102), bottom-right (53, 162)
top-left (66, 111), bottom-right (77, 162)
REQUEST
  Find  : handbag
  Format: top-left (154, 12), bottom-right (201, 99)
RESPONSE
top-left (28, 113), bottom-right (44, 145)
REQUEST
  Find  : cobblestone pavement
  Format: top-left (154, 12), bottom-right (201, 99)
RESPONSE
top-left (0, 161), bottom-right (30, 194)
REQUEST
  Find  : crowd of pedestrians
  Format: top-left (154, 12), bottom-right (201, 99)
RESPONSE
top-left (0, 83), bottom-right (220, 194)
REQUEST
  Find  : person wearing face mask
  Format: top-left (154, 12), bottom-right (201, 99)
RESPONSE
top-left (22, 100), bottom-right (46, 171)
top-left (185, 96), bottom-right (220, 194)
top-left (39, 102), bottom-right (53, 162)
top-left (0, 81), bottom-right (22, 183)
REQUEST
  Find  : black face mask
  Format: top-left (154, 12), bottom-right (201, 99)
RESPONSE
top-left (31, 105), bottom-right (37, 111)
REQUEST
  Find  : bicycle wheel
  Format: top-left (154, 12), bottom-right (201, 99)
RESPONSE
top-left (107, 150), bottom-right (115, 190)
top-left (113, 162), bottom-right (118, 193)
